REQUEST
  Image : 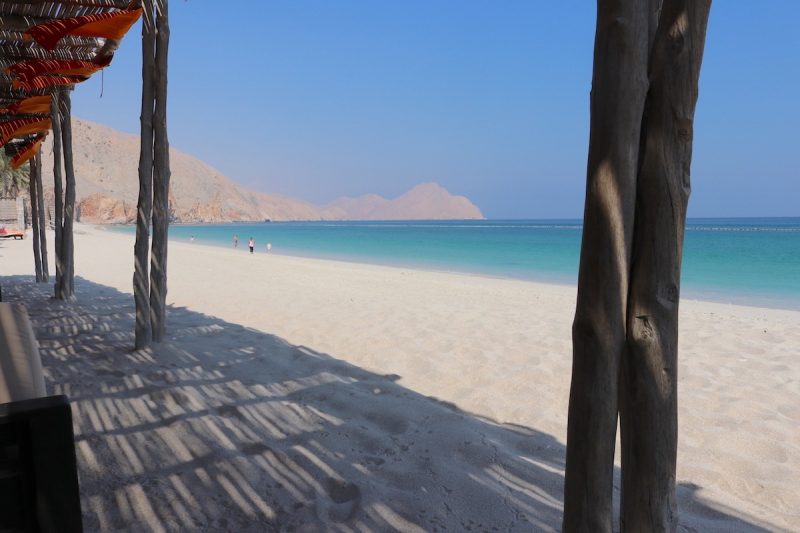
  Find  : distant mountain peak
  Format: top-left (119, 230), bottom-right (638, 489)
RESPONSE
top-left (408, 181), bottom-right (446, 192)
top-left (325, 183), bottom-right (482, 221)
top-left (40, 117), bottom-right (484, 223)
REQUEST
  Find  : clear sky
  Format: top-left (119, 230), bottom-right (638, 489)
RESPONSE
top-left (71, 1), bottom-right (799, 219)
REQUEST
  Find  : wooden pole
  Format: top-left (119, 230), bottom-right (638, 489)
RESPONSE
top-left (565, 1), bottom-right (712, 530)
top-left (28, 157), bottom-right (43, 282)
top-left (59, 88), bottom-right (76, 299)
top-left (149, 0), bottom-right (170, 342)
top-left (563, 2), bottom-right (649, 530)
top-left (134, 0), bottom-right (155, 349)
top-left (35, 151), bottom-right (49, 282)
top-left (51, 90), bottom-right (65, 298)
top-left (620, 2), bottom-right (711, 530)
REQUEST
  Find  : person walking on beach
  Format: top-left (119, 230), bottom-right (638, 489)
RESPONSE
top-left (248, 237), bottom-right (255, 254)
top-left (233, 235), bottom-right (239, 248)
top-left (266, 242), bottom-right (272, 253)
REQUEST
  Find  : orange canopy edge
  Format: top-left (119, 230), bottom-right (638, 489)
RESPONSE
top-left (10, 134), bottom-right (47, 169)
top-left (24, 8), bottom-right (143, 51)
top-left (2, 95), bottom-right (51, 115)
top-left (11, 75), bottom-right (87, 92)
top-left (0, 118), bottom-right (52, 148)
top-left (7, 57), bottom-right (112, 84)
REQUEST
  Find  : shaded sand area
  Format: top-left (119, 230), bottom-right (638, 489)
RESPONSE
top-left (1, 224), bottom-right (798, 531)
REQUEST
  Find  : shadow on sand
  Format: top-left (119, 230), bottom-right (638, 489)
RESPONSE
top-left (0, 275), bottom-right (783, 532)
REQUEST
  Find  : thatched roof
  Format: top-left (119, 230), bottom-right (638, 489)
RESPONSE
top-left (0, 0), bottom-right (137, 106)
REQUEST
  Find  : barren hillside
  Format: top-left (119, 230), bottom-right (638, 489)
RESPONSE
top-left (39, 118), bottom-right (484, 223)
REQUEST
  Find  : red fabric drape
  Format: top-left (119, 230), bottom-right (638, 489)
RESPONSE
top-left (10, 134), bottom-right (47, 169)
top-left (11, 75), bottom-right (86, 92)
top-left (7, 56), bottom-right (112, 83)
top-left (0, 118), bottom-right (52, 148)
top-left (25, 9), bottom-right (143, 51)
top-left (1, 95), bottom-right (51, 115)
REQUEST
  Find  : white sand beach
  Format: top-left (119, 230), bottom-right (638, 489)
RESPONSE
top-left (1, 224), bottom-right (798, 531)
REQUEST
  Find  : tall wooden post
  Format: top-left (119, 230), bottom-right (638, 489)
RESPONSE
top-left (51, 91), bottom-right (65, 298)
top-left (564, 1), bottom-right (711, 531)
top-left (149, 0), bottom-right (170, 342)
top-left (563, 2), bottom-right (649, 530)
top-left (35, 151), bottom-right (49, 282)
top-left (59, 88), bottom-right (76, 299)
top-left (620, 2), bottom-right (711, 530)
top-left (28, 157), bottom-right (43, 282)
top-left (134, 0), bottom-right (156, 349)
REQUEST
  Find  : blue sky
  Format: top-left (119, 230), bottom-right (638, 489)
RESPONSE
top-left (72, 2), bottom-right (799, 218)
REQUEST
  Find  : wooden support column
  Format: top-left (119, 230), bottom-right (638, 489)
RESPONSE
top-left (51, 91), bottom-right (65, 298)
top-left (564, 1), bottom-right (711, 531)
top-left (620, 2), bottom-right (711, 530)
top-left (28, 157), bottom-right (43, 282)
top-left (149, 0), bottom-right (170, 342)
top-left (35, 151), bottom-right (49, 282)
top-left (134, 0), bottom-right (155, 349)
top-left (563, 2), bottom-right (649, 530)
top-left (59, 88), bottom-right (76, 299)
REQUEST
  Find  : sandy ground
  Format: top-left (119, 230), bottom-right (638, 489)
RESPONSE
top-left (1, 224), bottom-right (798, 532)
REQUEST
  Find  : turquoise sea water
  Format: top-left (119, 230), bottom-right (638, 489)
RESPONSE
top-left (117, 218), bottom-right (800, 309)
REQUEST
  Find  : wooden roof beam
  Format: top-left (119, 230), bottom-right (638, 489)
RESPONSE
top-left (0, 29), bottom-right (104, 47)
top-left (0, 14), bottom-right (44, 30)
top-left (0, 1), bottom-right (134, 7)
top-left (0, 44), bottom-right (97, 60)
top-left (0, 41), bottom-right (98, 54)
top-left (2, 0), bottom-right (131, 9)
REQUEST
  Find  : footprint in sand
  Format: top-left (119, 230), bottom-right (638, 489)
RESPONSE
top-left (146, 370), bottom-right (178, 384)
top-left (239, 441), bottom-right (271, 455)
top-left (216, 404), bottom-right (245, 419)
top-left (148, 389), bottom-right (191, 407)
top-left (365, 411), bottom-right (409, 435)
top-left (363, 456), bottom-right (385, 467)
top-left (95, 367), bottom-right (126, 378)
top-left (316, 477), bottom-right (361, 523)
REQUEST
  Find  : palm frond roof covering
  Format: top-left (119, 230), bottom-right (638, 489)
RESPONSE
top-left (0, 0), bottom-right (140, 142)
top-left (24, 7), bottom-right (141, 51)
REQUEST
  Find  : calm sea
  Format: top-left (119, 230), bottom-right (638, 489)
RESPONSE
top-left (116, 218), bottom-right (800, 309)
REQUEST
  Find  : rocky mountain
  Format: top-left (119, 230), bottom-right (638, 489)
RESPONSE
top-left (326, 183), bottom-right (483, 220)
top-left (39, 118), bottom-right (484, 223)
top-left (326, 193), bottom-right (389, 220)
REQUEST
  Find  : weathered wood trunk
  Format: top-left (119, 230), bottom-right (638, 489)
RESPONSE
top-left (134, 0), bottom-right (156, 349)
top-left (565, 1), bottom-right (711, 531)
top-left (60, 89), bottom-right (76, 299)
top-left (619, 2), bottom-right (711, 531)
top-left (563, 2), bottom-right (650, 530)
top-left (51, 92), bottom-right (65, 298)
top-left (28, 158), bottom-right (43, 282)
top-left (35, 152), bottom-right (49, 282)
top-left (149, 0), bottom-right (171, 342)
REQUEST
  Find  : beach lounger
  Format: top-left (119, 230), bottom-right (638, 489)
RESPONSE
top-left (0, 227), bottom-right (25, 240)
top-left (0, 303), bottom-right (83, 533)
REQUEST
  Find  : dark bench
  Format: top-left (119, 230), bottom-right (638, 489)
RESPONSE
top-left (0, 303), bottom-right (83, 533)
